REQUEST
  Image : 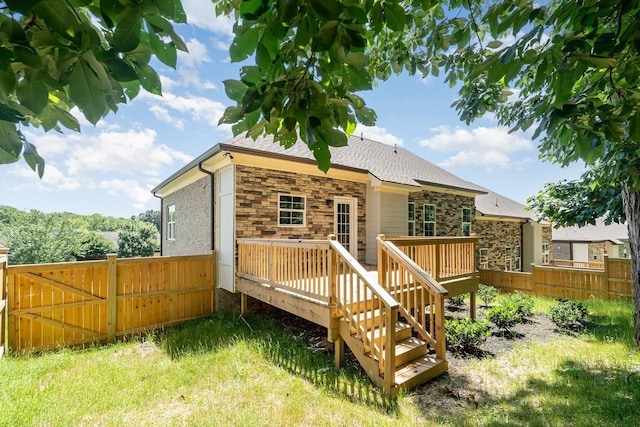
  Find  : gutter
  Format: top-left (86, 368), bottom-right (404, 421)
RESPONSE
top-left (198, 161), bottom-right (215, 251)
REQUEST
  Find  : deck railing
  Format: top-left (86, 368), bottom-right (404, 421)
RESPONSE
top-left (550, 259), bottom-right (605, 269)
top-left (236, 239), bottom-right (332, 302)
top-left (377, 237), bottom-right (448, 360)
top-left (380, 236), bottom-right (477, 282)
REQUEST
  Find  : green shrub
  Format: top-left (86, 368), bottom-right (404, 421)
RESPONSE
top-left (448, 294), bottom-right (466, 307)
top-left (445, 317), bottom-right (491, 353)
top-left (508, 292), bottom-right (534, 318)
top-left (478, 284), bottom-right (498, 307)
top-left (486, 303), bottom-right (522, 332)
top-left (548, 299), bottom-right (588, 329)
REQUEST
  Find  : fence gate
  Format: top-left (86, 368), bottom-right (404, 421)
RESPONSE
top-left (7, 262), bottom-right (109, 352)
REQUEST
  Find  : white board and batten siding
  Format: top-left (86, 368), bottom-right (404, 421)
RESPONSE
top-left (365, 186), bottom-right (409, 264)
top-left (217, 166), bottom-right (235, 292)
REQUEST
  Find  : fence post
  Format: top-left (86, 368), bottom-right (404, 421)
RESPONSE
top-left (0, 248), bottom-right (7, 357)
top-left (107, 253), bottom-right (118, 343)
top-left (377, 234), bottom-right (387, 288)
top-left (603, 254), bottom-right (610, 300)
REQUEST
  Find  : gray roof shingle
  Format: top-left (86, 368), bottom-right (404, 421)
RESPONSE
top-left (475, 187), bottom-right (537, 220)
top-left (552, 219), bottom-right (628, 244)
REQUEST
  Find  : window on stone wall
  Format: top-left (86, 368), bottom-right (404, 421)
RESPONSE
top-left (505, 247), bottom-right (513, 271)
top-left (462, 207), bottom-right (472, 236)
top-left (542, 243), bottom-right (550, 264)
top-left (478, 248), bottom-right (488, 269)
top-left (278, 194), bottom-right (306, 226)
top-left (424, 204), bottom-right (436, 236)
top-left (408, 202), bottom-right (415, 236)
top-left (514, 246), bottom-right (521, 271)
top-left (167, 204), bottom-right (176, 241)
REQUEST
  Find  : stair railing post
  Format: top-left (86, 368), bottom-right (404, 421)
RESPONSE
top-left (377, 235), bottom-right (387, 290)
top-left (434, 293), bottom-right (446, 360)
top-left (384, 305), bottom-right (397, 395)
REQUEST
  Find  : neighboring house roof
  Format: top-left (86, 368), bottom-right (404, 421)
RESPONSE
top-left (153, 134), bottom-right (487, 195)
top-left (475, 187), bottom-right (538, 221)
top-left (552, 218), bottom-right (628, 244)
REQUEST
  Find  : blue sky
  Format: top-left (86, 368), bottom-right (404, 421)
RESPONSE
top-left (1, 1), bottom-right (585, 218)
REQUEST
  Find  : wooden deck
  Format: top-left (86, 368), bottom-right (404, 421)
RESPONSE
top-left (237, 235), bottom-right (479, 396)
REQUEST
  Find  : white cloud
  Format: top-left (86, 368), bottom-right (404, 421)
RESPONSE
top-left (149, 105), bottom-right (185, 130)
top-left (182, 0), bottom-right (234, 36)
top-left (179, 38), bottom-right (211, 69)
top-left (356, 125), bottom-right (403, 146)
top-left (64, 129), bottom-right (192, 178)
top-left (99, 179), bottom-right (156, 211)
top-left (8, 163), bottom-right (83, 191)
top-left (419, 126), bottom-right (534, 169)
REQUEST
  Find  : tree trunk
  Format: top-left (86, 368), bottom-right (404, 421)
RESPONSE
top-left (622, 183), bottom-right (640, 347)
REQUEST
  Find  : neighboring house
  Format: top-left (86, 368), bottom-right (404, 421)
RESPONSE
top-left (552, 219), bottom-right (629, 262)
top-left (475, 189), bottom-right (552, 272)
top-left (151, 134), bottom-right (546, 292)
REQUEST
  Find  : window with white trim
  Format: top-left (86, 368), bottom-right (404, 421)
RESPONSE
top-left (505, 247), bottom-right (513, 271)
top-left (514, 246), bottom-right (521, 271)
top-left (408, 203), bottom-right (415, 236)
top-left (278, 194), bottom-right (306, 226)
top-left (167, 204), bottom-right (176, 241)
top-left (462, 207), bottom-right (472, 236)
top-left (424, 204), bottom-right (436, 236)
top-left (478, 248), bottom-right (488, 269)
top-left (542, 243), bottom-right (550, 264)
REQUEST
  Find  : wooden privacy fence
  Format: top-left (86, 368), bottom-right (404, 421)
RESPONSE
top-left (479, 255), bottom-right (633, 301)
top-left (0, 249), bottom-right (7, 357)
top-left (5, 252), bottom-right (216, 352)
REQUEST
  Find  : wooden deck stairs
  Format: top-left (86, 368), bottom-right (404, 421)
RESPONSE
top-left (236, 235), bottom-right (478, 396)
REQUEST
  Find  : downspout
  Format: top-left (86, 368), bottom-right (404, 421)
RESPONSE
top-left (198, 162), bottom-right (215, 251)
top-left (152, 191), bottom-right (163, 255)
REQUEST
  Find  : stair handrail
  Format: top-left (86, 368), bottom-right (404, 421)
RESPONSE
top-left (328, 237), bottom-right (399, 394)
top-left (377, 236), bottom-right (448, 360)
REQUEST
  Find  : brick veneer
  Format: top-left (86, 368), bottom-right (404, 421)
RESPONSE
top-left (235, 165), bottom-right (367, 262)
top-left (475, 219), bottom-right (523, 270)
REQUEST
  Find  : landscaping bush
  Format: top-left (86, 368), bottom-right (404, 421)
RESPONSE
top-left (448, 294), bottom-right (466, 307)
top-left (548, 299), bottom-right (588, 329)
top-left (445, 317), bottom-right (491, 353)
top-left (508, 292), bottom-right (534, 318)
top-left (478, 284), bottom-right (498, 307)
top-left (485, 303), bottom-right (522, 333)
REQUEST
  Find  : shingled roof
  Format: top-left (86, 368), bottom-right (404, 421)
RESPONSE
top-left (552, 218), bottom-right (628, 244)
top-left (208, 134), bottom-right (486, 193)
top-left (475, 187), bottom-right (538, 221)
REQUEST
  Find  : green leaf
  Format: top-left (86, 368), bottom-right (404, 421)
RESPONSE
top-left (33, 0), bottom-right (79, 35)
top-left (22, 141), bottom-right (45, 178)
top-left (355, 106), bottom-right (376, 126)
top-left (317, 124), bottom-right (348, 147)
top-left (570, 54), bottom-right (616, 69)
top-left (223, 80), bottom-right (248, 103)
top-left (309, 0), bottom-right (343, 20)
top-left (630, 109), bottom-right (640, 141)
top-left (114, 11), bottom-right (143, 52)
top-left (102, 57), bottom-right (138, 82)
top-left (487, 40), bottom-right (503, 49)
top-left (16, 80), bottom-right (48, 114)
top-left (384, 2), bottom-right (406, 31)
top-left (0, 121), bottom-right (22, 164)
top-left (312, 21), bottom-right (339, 52)
top-left (553, 66), bottom-right (576, 109)
top-left (69, 59), bottom-right (107, 125)
top-left (173, 0), bottom-right (187, 23)
top-left (0, 68), bottom-right (17, 103)
top-left (0, 17), bottom-right (27, 43)
top-left (311, 141), bottom-right (331, 173)
top-left (230, 26), bottom-right (261, 62)
top-left (149, 31), bottom-right (177, 68)
top-left (345, 52), bottom-right (367, 69)
top-left (14, 45), bottom-right (42, 69)
top-left (239, 0), bottom-right (265, 19)
top-left (5, 0), bottom-right (43, 15)
top-left (219, 105), bottom-right (243, 125)
top-left (134, 63), bottom-right (162, 95)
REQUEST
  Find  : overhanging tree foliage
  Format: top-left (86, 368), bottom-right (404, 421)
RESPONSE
top-left (0, 0), bottom-right (187, 176)
top-left (212, 0), bottom-right (640, 346)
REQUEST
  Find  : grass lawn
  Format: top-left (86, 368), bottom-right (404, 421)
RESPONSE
top-left (1, 297), bottom-right (639, 426)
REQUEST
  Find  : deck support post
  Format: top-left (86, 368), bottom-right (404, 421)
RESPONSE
top-left (334, 336), bottom-right (344, 368)
top-left (469, 291), bottom-right (477, 320)
top-left (240, 292), bottom-right (247, 315)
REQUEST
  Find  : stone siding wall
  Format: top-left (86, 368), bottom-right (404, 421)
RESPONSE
top-left (475, 220), bottom-right (523, 271)
top-left (235, 165), bottom-right (367, 262)
top-left (408, 191), bottom-right (476, 237)
top-left (542, 224), bottom-right (553, 260)
top-left (588, 242), bottom-right (606, 262)
top-left (162, 176), bottom-right (212, 256)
